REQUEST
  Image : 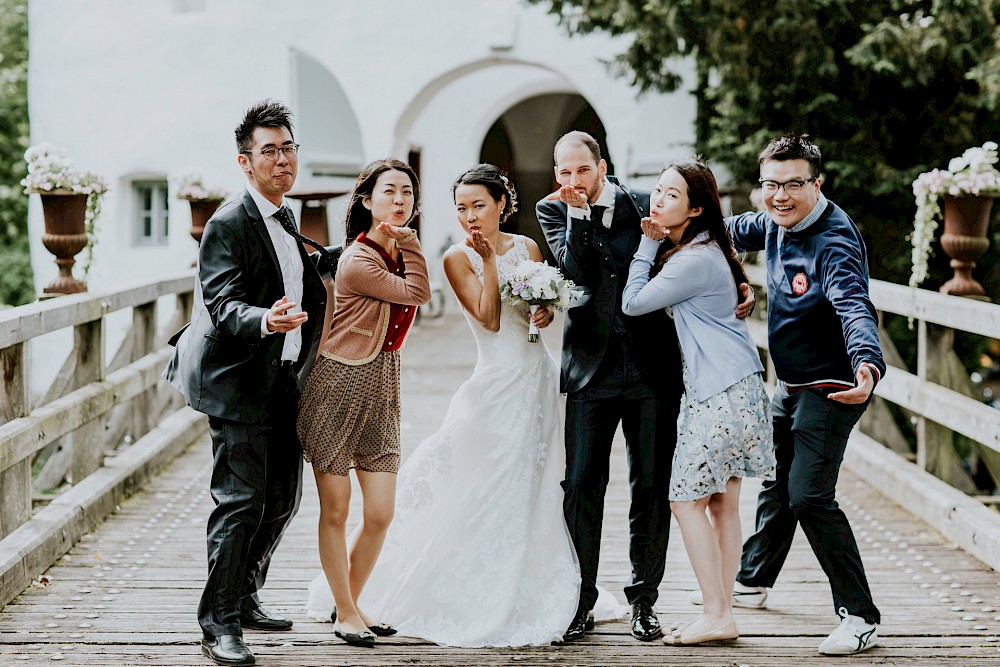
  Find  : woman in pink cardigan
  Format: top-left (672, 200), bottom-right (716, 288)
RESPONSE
top-left (297, 157), bottom-right (431, 647)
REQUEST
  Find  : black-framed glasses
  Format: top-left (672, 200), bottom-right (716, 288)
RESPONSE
top-left (243, 144), bottom-right (300, 161)
top-left (758, 177), bottom-right (816, 195)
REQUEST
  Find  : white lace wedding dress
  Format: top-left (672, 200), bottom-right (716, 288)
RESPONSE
top-left (306, 236), bottom-right (620, 647)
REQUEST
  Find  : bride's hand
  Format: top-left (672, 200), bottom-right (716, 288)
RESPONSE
top-left (465, 230), bottom-right (495, 261)
top-left (532, 305), bottom-right (555, 330)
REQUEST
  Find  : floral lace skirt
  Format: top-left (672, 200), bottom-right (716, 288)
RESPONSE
top-left (670, 361), bottom-right (775, 501)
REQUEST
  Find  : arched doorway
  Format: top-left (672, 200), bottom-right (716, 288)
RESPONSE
top-left (290, 48), bottom-right (365, 245)
top-left (479, 93), bottom-right (612, 263)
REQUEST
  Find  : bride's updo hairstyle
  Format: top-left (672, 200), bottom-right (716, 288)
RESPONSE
top-left (452, 163), bottom-right (519, 225)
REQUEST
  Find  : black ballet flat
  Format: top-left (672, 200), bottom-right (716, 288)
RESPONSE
top-left (368, 623), bottom-right (397, 637)
top-left (332, 608), bottom-right (395, 637)
top-left (334, 628), bottom-right (376, 648)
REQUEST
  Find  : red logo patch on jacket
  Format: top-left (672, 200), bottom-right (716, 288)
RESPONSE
top-left (791, 272), bottom-right (808, 295)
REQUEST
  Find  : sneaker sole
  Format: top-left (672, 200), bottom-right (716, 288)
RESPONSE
top-left (819, 639), bottom-right (878, 655)
top-left (819, 634), bottom-right (878, 655)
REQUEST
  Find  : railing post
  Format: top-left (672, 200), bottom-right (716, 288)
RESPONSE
top-left (129, 302), bottom-right (157, 441)
top-left (177, 291), bottom-right (193, 326)
top-left (915, 319), bottom-right (928, 469)
top-left (0, 343), bottom-right (31, 539)
top-left (155, 291), bottom-right (193, 419)
top-left (916, 322), bottom-right (977, 492)
top-left (68, 319), bottom-right (104, 484)
top-left (858, 323), bottom-right (914, 456)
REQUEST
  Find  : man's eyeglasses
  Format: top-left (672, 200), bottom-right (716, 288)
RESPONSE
top-left (243, 144), bottom-right (300, 161)
top-left (758, 177), bottom-right (816, 195)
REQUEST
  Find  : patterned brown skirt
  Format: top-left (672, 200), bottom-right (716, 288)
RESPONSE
top-left (296, 350), bottom-right (401, 476)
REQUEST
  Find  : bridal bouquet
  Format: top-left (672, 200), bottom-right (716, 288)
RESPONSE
top-left (500, 260), bottom-right (577, 342)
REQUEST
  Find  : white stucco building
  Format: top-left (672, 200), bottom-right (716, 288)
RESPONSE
top-left (26, 0), bottom-right (697, 294)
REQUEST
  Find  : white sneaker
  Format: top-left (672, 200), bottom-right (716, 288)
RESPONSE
top-left (817, 607), bottom-right (878, 655)
top-left (688, 582), bottom-right (768, 608)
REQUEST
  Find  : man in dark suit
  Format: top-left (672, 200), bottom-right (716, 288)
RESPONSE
top-left (164, 100), bottom-right (335, 666)
top-left (538, 131), bottom-right (753, 643)
top-left (537, 131), bottom-right (681, 642)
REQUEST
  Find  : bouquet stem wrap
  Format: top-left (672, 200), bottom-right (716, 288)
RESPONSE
top-left (528, 304), bottom-right (540, 343)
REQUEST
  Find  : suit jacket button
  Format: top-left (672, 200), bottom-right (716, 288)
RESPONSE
top-left (611, 273), bottom-right (617, 279)
top-left (271, 359), bottom-right (278, 367)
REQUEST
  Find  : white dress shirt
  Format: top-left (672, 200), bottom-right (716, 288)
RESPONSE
top-left (246, 184), bottom-right (305, 362)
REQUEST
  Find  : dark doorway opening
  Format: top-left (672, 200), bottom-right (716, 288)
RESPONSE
top-left (480, 93), bottom-right (611, 263)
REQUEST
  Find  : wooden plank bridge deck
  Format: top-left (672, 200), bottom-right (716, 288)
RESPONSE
top-left (2, 314), bottom-right (1000, 666)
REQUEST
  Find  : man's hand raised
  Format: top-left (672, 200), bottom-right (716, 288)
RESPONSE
top-left (266, 296), bottom-right (308, 333)
top-left (546, 185), bottom-right (589, 210)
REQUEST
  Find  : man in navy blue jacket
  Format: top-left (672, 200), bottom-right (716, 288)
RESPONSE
top-left (722, 135), bottom-right (885, 656)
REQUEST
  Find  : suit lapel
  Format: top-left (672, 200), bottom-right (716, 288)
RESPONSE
top-left (242, 189), bottom-right (285, 295)
top-left (608, 179), bottom-right (644, 228)
top-left (605, 181), bottom-right (642, 267)
top-left (611, 184), bottom-right (629, 229)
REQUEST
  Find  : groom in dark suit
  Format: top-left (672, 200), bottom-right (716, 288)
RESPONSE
top-left (537, 131), bottom-right (682, 642)
top-left (538, 131), bottom-right (755, 643)
top-left (164, 100), bottom-right (336, 666)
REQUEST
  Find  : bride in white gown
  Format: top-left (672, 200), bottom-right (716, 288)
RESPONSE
top-left (307, 164), bottom-right (621, 647)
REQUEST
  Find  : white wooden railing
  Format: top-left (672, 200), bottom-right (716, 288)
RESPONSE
top-left (2, 265), bottom-right (999, 605)
top-left (745, 264), bottom-right (1000, 571)
top-left (0, 272), bottom-right (205, 606)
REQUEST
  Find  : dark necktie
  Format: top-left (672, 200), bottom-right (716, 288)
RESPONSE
top-left (590, 204), bottom-right (607, 227)
top-left (273, 206), bottom-right (338, 276)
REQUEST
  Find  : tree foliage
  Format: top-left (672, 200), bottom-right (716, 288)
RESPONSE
top-left (528, 0), bottom-right (1000, 293)
top-left (0, 0), bottom-right (32, 306)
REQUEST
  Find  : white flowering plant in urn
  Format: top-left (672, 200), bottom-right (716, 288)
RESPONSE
top-left (174, 170), bottom-right (229, 201)
top-left (21, 143), bottom-right (109, 277)
top-left (909, 141), bottom-right (1000, 288)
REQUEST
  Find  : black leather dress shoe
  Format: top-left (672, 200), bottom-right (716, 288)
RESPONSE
top-left (563, 608), bottom-right (595, 641)
top-left (201, 634), bottom-right (255, 666)
top-left (630, 601), bottom-right (663, 641)
top-left (239, 607), bottom-right (293, 631)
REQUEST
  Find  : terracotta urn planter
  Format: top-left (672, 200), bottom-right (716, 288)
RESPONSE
top-left (287, 189), bottom-right (351, 246)
top-left (938, 194), bottom-right (994, 297)
top-left (186, 198), bottom-right (223, 246)
top-left (35, 190), bottom-right (89, 295)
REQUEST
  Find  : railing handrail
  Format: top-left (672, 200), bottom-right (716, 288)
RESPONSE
top-left (745, 264), bottom-right (1000, 338)
top-left (745, 263), bottom-right (1000, 449)
top-left (0, 349), bottom-right (172, 476)
top-left (743, 261), bottom-right (1000, 572)
top-left (0, 271), bottom-right (197, 549)
top-left (0, 271), bottom-right (196, 349)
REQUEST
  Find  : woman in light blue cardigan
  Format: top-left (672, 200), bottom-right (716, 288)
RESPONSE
top-left (622, 158), bottom-right (774, 647)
